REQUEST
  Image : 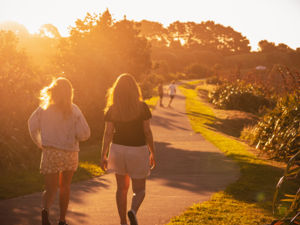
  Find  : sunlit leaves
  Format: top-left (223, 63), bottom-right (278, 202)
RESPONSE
top-left (273, 151), bottom-right (300, 221)
top-left (252, 93), bottom-right (299, 161)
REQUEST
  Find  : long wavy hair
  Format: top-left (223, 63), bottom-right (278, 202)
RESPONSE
top-left (40, 77), bottom-right (73, 117)
top-left (105, 73), bottom-right (143, 122)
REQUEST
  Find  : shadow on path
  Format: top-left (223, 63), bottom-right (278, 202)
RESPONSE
top-left (150, 141), bottom-right (239, 193)
top-left (151, 114), bottom-right (190, 132)
top-left (0, 177), bottom-right (112, 225)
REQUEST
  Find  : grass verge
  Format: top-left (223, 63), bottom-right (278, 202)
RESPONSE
top-left (145, 96), bottom-right (159, 111)
top-left (0, 145), bottom-right (104, 199)
top-left (167, 81), bottom-right (283, 225)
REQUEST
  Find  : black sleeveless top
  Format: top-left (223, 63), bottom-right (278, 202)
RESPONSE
top-left (104, 102), bottom-right (152, 146)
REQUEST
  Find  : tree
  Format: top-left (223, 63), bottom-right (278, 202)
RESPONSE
top-left (0, 31), bottom-right (41, 169)
top-left (165, 20), bottom-right (251, 55)
top-left (276, 43), bottom-right (293, 53)
top-left (258, 40), bottom-right (276, 52)
top-left (39, 24), bottom-right (61, 39)
top-left (0, 21), bottom-right (30, 38)
top-left (187, 21), bottom-right (250, 55)
top-left (57, 10), bottom-right (152, 141)
top-left (138, 20), bottom-right (168, 47)
top-left (168, 21), bottom-right (187, 42)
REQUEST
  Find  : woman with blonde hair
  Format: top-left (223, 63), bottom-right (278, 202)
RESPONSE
top-left (101, 73), bottom-right (156, 225)
top-left (28, 77), bottom-right (90, 225)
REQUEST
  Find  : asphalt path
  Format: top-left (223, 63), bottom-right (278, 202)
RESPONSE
top-left (0, 89), bottom-right (239, 225)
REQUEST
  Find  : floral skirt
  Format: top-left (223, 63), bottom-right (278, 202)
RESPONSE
top-left (40, 147), bottom-right (79, 174)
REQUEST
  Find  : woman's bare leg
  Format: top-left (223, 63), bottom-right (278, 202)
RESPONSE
top-left (168, 96), bottom-right (174, 107)
top-left (42, 173), bottom-right (59, 210)
top-left (59, 170), bottom-right (74, 222)
top-left (115, 174), bottom-right (130, 224)
top-left (131, 178), bottom-right (146, 214)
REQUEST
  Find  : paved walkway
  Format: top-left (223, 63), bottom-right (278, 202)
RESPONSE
top-left (0, 89), bottom-right (239, 225)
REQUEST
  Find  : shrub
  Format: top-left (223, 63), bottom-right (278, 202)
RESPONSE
top-left (139, 73), bottom-right (162, 99)
top-left (206, 76), bottom-right (223, 85)
top-left (240, 125), bottom-right (256, 142)
top-left (209, 81), bottom-right (274, 114)
top-left (272, 151), bottom-right (300, 223)
top-left (184, 63), bottom-right (212, 79)
top-left (251, 92), bottom-right (300, 161)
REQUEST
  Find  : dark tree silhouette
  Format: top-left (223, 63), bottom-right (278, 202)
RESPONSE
top-left (57, 9), bottom-right (152, 141)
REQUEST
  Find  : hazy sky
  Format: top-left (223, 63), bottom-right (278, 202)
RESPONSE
top-left (1, 0), bottom-right (299, 50)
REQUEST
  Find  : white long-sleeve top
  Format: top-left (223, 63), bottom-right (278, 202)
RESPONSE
top-left (28, 104), bottom-right (90, 151)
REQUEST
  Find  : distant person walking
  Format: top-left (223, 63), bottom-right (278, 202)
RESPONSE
top-left (168, 80), bottom-right (176, 107)
top-left (28, 77), bottom-right (90, 225)
top-left (100, 73), bottom-right (156, 225)
top-left (158, 81), bottom-right (164, 107)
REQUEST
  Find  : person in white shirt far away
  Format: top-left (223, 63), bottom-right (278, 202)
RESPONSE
top-left (167, 80), bottom-right (176, 107)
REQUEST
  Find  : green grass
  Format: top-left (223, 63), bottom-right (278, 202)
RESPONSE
top-left (145, 96), bottom-right (159, 111)
top-left (0, 145), bottom-right (104, 199)
top-left (167, 82), bottom-right (284, 225)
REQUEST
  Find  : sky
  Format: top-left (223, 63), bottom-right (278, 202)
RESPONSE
top-left (0, 0), bottom-right (300, 51)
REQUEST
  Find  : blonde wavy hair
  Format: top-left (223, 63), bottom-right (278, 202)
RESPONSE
top-left (40, 77), bottom-right (74, 117)
top-left (105, 73), bottom-right (143, 122)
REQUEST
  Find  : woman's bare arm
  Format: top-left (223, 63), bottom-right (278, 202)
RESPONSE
top-left (100, 121), bottom-right (114, 170)
top-left (143, 119), bottom-right (156, 169)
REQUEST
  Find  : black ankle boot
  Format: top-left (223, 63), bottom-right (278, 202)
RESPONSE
top-left (41, 209), bottom-right (51, 225)
top-left (58, 221), bottom-right (68, 225)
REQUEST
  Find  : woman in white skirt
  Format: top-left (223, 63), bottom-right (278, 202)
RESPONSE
top-left (100, 73), bottom-right (156, 225)
top-left (28, 77), bottom-right (90, 225)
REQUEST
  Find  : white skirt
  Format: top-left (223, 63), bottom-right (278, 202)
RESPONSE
top-left (108, 143), bottom-right (150, 179)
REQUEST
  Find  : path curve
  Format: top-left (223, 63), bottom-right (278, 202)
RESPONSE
top-left (0, 89), bottom-right (239, 225)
